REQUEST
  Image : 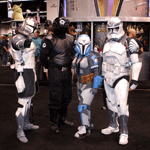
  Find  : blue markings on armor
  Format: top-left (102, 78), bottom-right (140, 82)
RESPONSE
top-left (93, 75), bottom-right (103, 88)
top-left (91, 55), bottom-right (98, 65)
top-left (78, 105), bottom-right (88, 125)
top-left (78, 105), bottom-right (88, 112)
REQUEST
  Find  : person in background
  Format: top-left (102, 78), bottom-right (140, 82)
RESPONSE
top-left (67, 25), bottom-right (77, 85)
top-left (128, 29), bottom-right (144, 54)
top-left (1, 35), bottom-right (9, 67)
top-left (0, 35), bottom-right (3, 60)
top-left (68, 25), bottom-right (76, 39)
top-left (40, 17), bottom-right (75, 133)
top-left (142, 39), bottom-right (148, 52)
top-left (42, 20), bottom-right (53, 81)
top-left (32, 30), bottom-right (42, 62)
top-left (43, 20), bottom-right (52, 35)
top-left (7, 33), bottom-right (14, 66)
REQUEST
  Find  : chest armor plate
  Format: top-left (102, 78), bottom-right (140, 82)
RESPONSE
top-left (11, 42), bottom-right (36, 69)
top-left (72, 56), bottom-right (92, 76)
top-left (102, 41), bottom-right (130, 87)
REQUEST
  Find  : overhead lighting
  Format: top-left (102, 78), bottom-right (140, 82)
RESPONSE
top-left (44, 0), bottom-right (47, 2)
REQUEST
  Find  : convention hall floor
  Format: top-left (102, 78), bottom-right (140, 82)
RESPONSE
top-left (0, 62), bottom-right (150, 150)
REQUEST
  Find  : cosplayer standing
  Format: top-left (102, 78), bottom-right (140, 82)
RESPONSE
top-left (9, 13), bottom-right (39, 143)
top-left (72, 34), bottom-right (103, 138)
top-left (40, 17), bottom-right (75, 133)
top-left (43, 20), bottom-right (52, 35)
top-left (101, 17), bottom-right (142, 145)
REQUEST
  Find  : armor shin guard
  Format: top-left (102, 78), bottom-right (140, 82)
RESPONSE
top-left (119, 115), bottom-right (129, 135)
top-left (78, 105), bottom-right (90, 127)
top-left (16, 113), bottom-right (28, 143)
top-left (24, 108), bottom-right (30, 125)
top-left (109, 109), bottom-right (119, 128)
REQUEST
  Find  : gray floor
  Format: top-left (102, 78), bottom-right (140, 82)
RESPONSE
top-left (0, 62), bottom-right (150, 150)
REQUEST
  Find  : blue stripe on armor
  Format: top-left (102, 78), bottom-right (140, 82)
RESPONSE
top-left (78, 105), bottom-right (88, 125)
top-left (78, 105), bottom-right (88, 112)
top-left (91, 55), bottom-right (98, 65)
top-left (93, 75), bottom-right (103, 88)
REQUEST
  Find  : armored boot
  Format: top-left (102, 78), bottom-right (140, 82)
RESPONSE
top-left (23, 108), bottom-right (39, 130)
top-left (75, 105), bottom-right (92, 139)
top-left (119, 115), bottom-right (129, 145)
top-left (74, 125), bottom-right (90, 139)
top-left (77, 122), bottom-right (94, 135)
top-left (16, 113), bottom-right (28, 143)
top-left (49, 107), bottom-right (60, 133)
top-left (101, 109), bottom-right (119, 135)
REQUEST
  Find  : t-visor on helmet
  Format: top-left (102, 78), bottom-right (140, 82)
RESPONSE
top-left (20, 11), bottom-right (37, 34)
top-left (75, 34), bottom-right (91, 56)
top-left (107, 17), bottom-right (124, 41)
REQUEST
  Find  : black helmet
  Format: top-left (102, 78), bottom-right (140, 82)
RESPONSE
top-left (52, 17), bottom-right (70, 35)
top-left (44, 20), bottom-right (52, 29)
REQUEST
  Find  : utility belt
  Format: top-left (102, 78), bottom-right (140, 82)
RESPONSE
top-left (78, 73), bottom-right (94, 84)
top-left (49, 65), bottom-right (70, 72)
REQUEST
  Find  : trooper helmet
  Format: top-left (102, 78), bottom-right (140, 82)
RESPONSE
top-left (75, 34), bottom-right (91, 56)
top-left (20, 12), bottom-right (37, 34)
top-left (52, 17), bottom-right (70, 35)
top-left (107, 17), bottom-right (124, 40)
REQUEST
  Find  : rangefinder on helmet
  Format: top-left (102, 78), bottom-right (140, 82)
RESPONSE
top-left (75, 34), bottom-right (91, 56)
top-left (107, 17), bottom-right (124, 40)
top-left (52, 17), bottom-right (70, 35)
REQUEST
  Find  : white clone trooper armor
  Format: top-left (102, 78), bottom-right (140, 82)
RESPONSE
top-left (101, 17), bottom-right (142, 145)
top-left (72, 34), bottom-right (103, 138)
top-left (9, 13), bottom-right (39, 143)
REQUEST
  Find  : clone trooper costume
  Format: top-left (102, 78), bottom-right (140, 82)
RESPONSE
top-left (9, 13), bottom-right (39, 143)
top-left (72, 34), bottom-right (103, 138)
top-left (101, 17), bottom-right (142, 145)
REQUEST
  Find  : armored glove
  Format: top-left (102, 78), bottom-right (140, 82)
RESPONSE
top-left (90, 88), bottom-right (98, 95)
top-left (130, 79), bottom-right (138, 90)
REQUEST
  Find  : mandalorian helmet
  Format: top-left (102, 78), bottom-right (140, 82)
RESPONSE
top-left (75, 34), bottom-right (91, 56)
top-left (52, 17), bottom-right (70, 35)
top-left (107, 17), bottom-right (124, 40)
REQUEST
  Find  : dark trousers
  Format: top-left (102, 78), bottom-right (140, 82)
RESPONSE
top-left (48, 67), bottom-right (72, 123)
top-left (2, 52), bottom-right (8, 66)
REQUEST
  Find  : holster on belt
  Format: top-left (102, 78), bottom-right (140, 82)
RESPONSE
top-left (78, 73), bottom-right (94, 84)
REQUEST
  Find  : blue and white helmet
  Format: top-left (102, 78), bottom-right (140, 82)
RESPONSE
top-left (75, 34), bottom-right (91, 56)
